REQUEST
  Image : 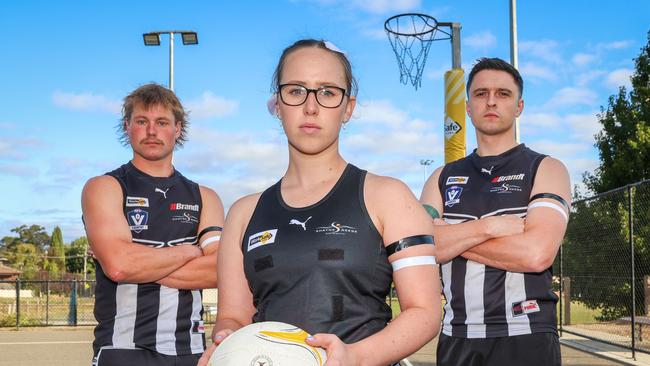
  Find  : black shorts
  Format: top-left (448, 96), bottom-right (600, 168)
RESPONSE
top-left (92, 348), bottom-right (202, 366)
top-left (436, 332), bottom-right (560, 366)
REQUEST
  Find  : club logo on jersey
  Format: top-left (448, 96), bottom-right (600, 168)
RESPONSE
top-left (248, 229), bottom-right (278, 252)
top-left (446, 176), bottom-right (469, 185)
top-left (444, 116), bottom-right (462, 140)
top-left (127, 209), bottom-right (149, 233)
top-left (169, 202), bottom-right (199, 212)
top-left (491, 173), bottom-right (525, 183)
top-left (172, 212), bottom-right (199, 224)
top-left (289, 216), bottom-right (312, 231)
top-left (512, 299), bottom-right (541, 317)
top-left (126, 196), bottom-right (149, 207)
top-left (444, 186), bottom-right (463, 207)
top-left (481, 166), bottom-right (495, 175)
top-left (315, 222), bottom-right (358, 235)
top-left (490, 183), bottom-right (523, 194)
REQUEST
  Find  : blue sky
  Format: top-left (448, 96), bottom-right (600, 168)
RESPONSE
top-left (1, 0), bottom-right (648, 242)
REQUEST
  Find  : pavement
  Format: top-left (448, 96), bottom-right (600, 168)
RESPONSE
top-left (0, 326), bottom-right (643, 365)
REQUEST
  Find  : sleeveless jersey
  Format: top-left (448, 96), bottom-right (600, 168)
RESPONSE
top-left (93, 162), bottom-right (205, 356)
top-left (438, 144), bottom-right (557, 338)
top-left (242, 164), bottom-right (392, 343)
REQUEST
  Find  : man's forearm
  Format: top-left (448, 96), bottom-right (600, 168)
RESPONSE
top-left (157, 253), bottom-right (218, 289)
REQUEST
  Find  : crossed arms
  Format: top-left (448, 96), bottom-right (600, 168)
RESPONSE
top-left (81, 175), bottom-right (224, 289)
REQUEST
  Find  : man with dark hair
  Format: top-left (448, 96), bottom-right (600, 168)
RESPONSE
top-left (82, 83), bottom-right (224, 366)
top-left (421, 58), bottom-right (570, 365)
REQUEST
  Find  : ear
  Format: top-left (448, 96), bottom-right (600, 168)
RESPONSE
top-left (466, 102), bottom-right (472, 119)
top-left (344, 96), bottom-right (356, 122)
top-left (175, 122), bottom-right (182, 138)
top-left (516, 98), bottom-right (524, 117)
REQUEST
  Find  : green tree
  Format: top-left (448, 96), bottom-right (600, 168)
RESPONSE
top-left (65, 237), bottom-right (94, 275)
top-left (1, 225), bottom-right (50, 252)
top-left (584, 30), bottom-right (650, 193)
top-left (5, 243), bottom-right (41, 279)
top-left (44, 226), bottom-right (66, 278)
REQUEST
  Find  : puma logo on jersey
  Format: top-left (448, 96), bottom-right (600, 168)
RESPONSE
top-left (289, 216), bottom-right (312, 231)
top-left (155, 187), bottom-right (169, 199)
top-left (481, 166), bottom-right (495, 175)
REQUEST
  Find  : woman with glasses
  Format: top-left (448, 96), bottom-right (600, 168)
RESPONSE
top-left (198, 39), bottom-right (441, 366)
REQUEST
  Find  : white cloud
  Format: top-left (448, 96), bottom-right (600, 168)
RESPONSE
top-left (523, 113), bottom-right (560, 128)
top-left (519, 62), bottom-right (557, 82)
top-left (566, 112), bottom-right (601, 142)
top-left (52, 91), bottom-right (121, 114)
top-left (0, 137), bottom-right (42, 159)
top-left (464, 31), bottom-right (497, 49)
top-left (186, 92), bottom-right (239, 120)
top-left (352, 0), bottom-right (420, 14)
top-left (527, 140), bottom-right (589, 160)
top-left (604, 68), bottom-right (633, 90)
top-left (0, 163), bottom-right (39, 177)
top-left (597, 40), bottom-right (633, 50)
top-left (354, 100), bottom-right (409, 128)
top-left (572, 53), bottom-right (596, 67)
top-left (575, 70), bottom-right (606, 86)
top-left (519, 40), bottom-right (562, 64)
top-left (544, 87), bottom-right (598, 108)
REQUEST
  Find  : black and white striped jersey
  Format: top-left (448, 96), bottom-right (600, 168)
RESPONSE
top-left (92, 162), bottom-right (205, 356)
top-left (438, 144), bottom-right (558, 338)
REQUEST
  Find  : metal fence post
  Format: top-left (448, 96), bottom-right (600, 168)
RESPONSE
top-left (559, 242), bottom-right (563, 335)
top-left (630, 185), bottom-right (636, 360)
top-left (46, 280), bottom-right (50, 325)
top-left (15, 278), bottom-right (20, 329)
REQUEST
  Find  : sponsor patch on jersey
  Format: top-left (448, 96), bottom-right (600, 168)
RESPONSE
top-left (169, 202), bottom-right (199, 212)
top-left (446, 176), bottom-right (469, 185)
top-left (248, 229), bottom-right (278, 252)
top-left (126, 196), bottom-right (149, 207)
top-left (491, 173), bottom-right (525, 183)
top-left (444, 186), bottom-right (463, 207)
top-left (315, 222), bottom-right (358, 235)
top-left (127, 209), bottom-right (149, 233)
top-left (489, 183), bottom-right (523, 194)
top-left (172, 212), bottom-right (199, 224)
top-left (444, 116), bottom-right (462, 140)
top-left (512, 299), bottom-right (541, 317)
top-left (191, 320), bottom-right (205, 334)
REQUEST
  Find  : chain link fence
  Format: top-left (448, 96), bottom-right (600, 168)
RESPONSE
top-left (555, 179), bottom-right (650, 358)
top-left (0, 280), bottom-right (219, 328)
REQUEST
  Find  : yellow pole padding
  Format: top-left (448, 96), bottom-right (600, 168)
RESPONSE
top-left (444, 68), bottom-right (466, 163)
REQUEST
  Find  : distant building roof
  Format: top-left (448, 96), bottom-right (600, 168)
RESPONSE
top-left (0, 263), bottom-right (21, 276)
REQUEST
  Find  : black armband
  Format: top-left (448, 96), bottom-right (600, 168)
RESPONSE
top-left (529, 193), bottom-right (569, 210)
top-left (198, 225), bottom-right (223, 240)
top-left (386, 235), bottom-right (434, 256)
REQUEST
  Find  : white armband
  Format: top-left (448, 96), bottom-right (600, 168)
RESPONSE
top-left (527, 201), bottom-right (568, 222)
top-left (391, 256), bottom-right (437, 272)
top-left (200, 235), bottom-right (221, 249)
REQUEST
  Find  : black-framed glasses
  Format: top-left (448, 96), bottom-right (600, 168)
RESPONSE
top-left (278, 83), bottom-right (348, 108)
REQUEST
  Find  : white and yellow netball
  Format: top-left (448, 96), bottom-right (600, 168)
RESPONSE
top-left (207, 321), bottom-right (327, 366)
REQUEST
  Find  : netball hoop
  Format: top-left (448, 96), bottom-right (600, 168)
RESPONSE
top-left (384, 13), bottom-right (451, 90)
top-left (385, 13), bottom-right (466, 164)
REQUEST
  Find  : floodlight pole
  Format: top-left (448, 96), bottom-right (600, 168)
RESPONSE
top-left (169, 32), bottom-right (175, 91)
top-left (510, 0), bottom-right (520, 143)
top-left (420, 159), bottom-right (435, 183)
top-left (143, 30), bottom-right (198, 92)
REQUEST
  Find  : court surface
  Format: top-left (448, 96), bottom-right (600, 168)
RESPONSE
top-left (0, 326), bottom-right (622, 365)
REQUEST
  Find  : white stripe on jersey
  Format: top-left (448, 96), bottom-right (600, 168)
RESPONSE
top-left (441, 262), bottom-right (454, 336)
top-left (156, 286), bottom-right (180, 355)
top-left (168, 236), bottom-right (198, 246)
top-left (480, 206), bottom-right (528, 218)
top-left (112, 284), bottom-right (137, 348)
top-left (443, 212), bottom-right (478, 221)
top-left (190, 290), bottom-right (204, 353)
top-left (465, 260), bottom-right (486, 338)
top-left (505, 272), bottom-right (532, 336)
